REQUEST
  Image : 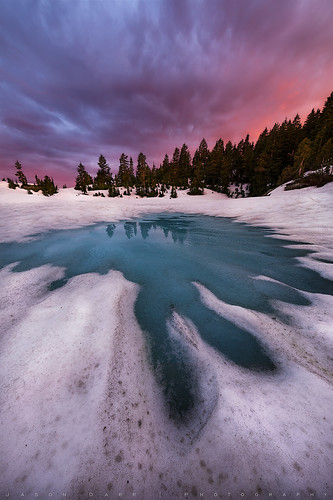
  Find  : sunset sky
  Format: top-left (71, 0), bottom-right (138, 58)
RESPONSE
top-left (1, 0), bottom-right (333, 185)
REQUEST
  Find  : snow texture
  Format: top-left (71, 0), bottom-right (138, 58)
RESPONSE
top-left (0, 181), bottom-right (332, 498)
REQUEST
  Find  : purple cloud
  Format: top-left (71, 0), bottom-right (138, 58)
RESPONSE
top-left (1, 0), bottom-right (333, 184)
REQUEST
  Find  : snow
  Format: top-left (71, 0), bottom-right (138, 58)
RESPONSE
top-left (0, 181), bottom-right (332, 498)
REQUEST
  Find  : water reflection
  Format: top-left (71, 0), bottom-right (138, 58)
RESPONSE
top-left (124, 221), bottom-right (137, 239)
top-left (106, 220), bottom-right (190, 243)
top-left (106, 224), bottom-right (116, 238)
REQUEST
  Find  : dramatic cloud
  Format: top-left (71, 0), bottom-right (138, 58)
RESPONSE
top-left (1, 0), bottom-right (333, 184)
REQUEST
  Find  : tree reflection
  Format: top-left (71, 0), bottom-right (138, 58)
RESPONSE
top-left (106, 219), bottom-right (190, 244)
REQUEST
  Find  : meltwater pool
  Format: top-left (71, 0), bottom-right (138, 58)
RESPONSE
top-left (1, 213), bottom-right (331, 420)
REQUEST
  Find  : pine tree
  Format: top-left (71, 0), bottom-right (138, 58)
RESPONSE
top-left (35, 175), bottom-right (58, 196)
top-left (319, 139), bottom-right (333, 168)
top-left (129, 157), bottom-right (135, 186)
top-left (179, 143), bottom-right (191, 188)
top-left (170, 147), bottom-right (180, 187)
top-left (303, 108), bottom-right (321, 141)
top-left (117, 153), bottom-right (132, 194)
top-left (254, 151), bottom-right (271, 194)
top-left (251, 126), bottom-right (281, 195)
top-left (294, 138), bottom-right (312, 176)
top-left (277, 164), bottom-right (297, 186)
top-left (149, 163), bottom-right (158, 196)
top-left (170, 185), bottom-right (178, 198)
top-left (15, 161), bottom-right (27, 187)
top-left (136, 152), bottom-right (150, 196)
top-left (313, 92), bottom-right (333, 167)
top-left (319, 92), bottom-right (333, 146)
top-left (189, 140), bottom-right (207, 195)
top-left (207, 139), bottom-right (224, 188)
top-left (75, 162), bottom-right (93, 193)
top-left (241, 135), bottom-right (254, 188)
top-left (220, 140), bottom-right (233, 193)
top-left (192, 138), bottom-right (210, 185)
top-left (7, 178), bottom-right (17, 189)
top-left (265, 123), bottom-right (285, 187)
top-left (93, 154), bottom-right (113, 190)
top-left (108, 184), bottom-right (120, 197)
top-left (161, 154), bottom-right (170, 186)
top-left (250, 128), bottom-right (270, 196)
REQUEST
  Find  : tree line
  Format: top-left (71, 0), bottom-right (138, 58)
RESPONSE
top-left (6, 91), bottom-right (333, 197)
top-left (75, 91), bottom-right (333, 197)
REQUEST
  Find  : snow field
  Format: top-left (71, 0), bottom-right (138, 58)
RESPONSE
top-left (0, 268), bottom-right (142, 494)
top-left (166, 290), bottom-right (333, 496)
top-left (0, 181), bottom-right (332, 497)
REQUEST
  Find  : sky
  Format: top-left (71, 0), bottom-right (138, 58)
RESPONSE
top-left (1, 0), bottom-right (333, 185)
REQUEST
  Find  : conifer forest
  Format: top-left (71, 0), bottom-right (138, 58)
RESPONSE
top-left (7, 91), bottom-right (333, 198)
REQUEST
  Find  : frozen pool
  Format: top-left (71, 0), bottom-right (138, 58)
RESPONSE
top-left (1, 213), bottom-right (331, 421)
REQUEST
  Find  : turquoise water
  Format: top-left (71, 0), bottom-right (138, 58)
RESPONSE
top-left (1, 214), bottom-right (332, 420)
